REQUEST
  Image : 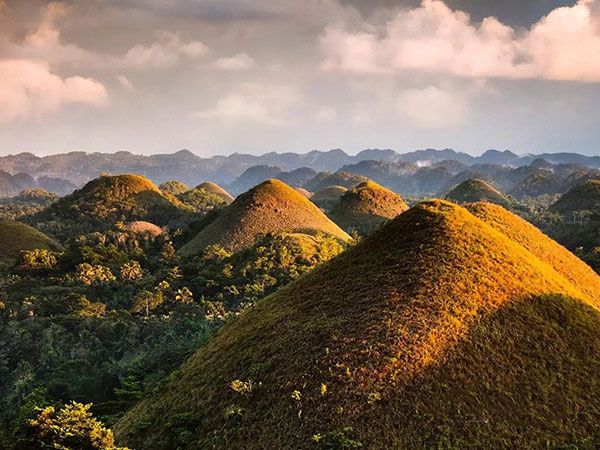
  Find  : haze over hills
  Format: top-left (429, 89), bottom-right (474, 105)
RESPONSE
top-left (4, 149), bottom-right (600, 195)
top-left (116, 200), bottom-right (600, 449)
top-left (178, 179), bottom-right (350, 255)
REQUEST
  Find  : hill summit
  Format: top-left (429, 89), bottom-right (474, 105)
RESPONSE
top-left (27, 174), bottom-right (184, 240)
top-left (0, 220), bottom-right (63, 263)
top-left (446, 178), bottom-right (511, 207)
top-left (178, 179), bottom-right (350, 255)
top-left (196, 182), bottom-right (235, 204)
top-left (116, 200), bottom-right (600, 449)
top-left (550, 180), bottom-right (600, 215)
top-left (329, 180), bottom-right (408, 234)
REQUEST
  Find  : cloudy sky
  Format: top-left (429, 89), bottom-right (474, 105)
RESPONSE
top-left (0, 0), bottom-right (599, 156)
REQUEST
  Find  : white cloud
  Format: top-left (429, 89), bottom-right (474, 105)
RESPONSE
top-left (396, 86), bottom-right (469, 128)
top-left (320, 0), bottom-right (600, 82)
top-left (196, 83), bottom-right (301, 124)
top-left (0, 59), bottom-right (107, 123)
top-left (121, 32), bottom-right (208, 69)
top-left (213, 53), bottom-right (256, 71)
top-left (116, 74), bottom-right (133, 91)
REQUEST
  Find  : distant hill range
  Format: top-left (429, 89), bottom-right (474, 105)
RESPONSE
top-left (3, 148), bottom-right (600, 197)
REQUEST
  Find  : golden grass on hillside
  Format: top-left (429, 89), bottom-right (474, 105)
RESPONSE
top-left (196, 182), bottom-right (235, 204)
top-left (116, 200), bottom-right (600, 449)
top-left (178, 179), bottom-right (350, 255)
top-left (0, 220), bottom-right (63, 263)
top-left (328, 180), bottom-right (408, 234)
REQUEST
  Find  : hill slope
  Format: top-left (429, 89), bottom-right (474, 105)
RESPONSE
top-left (116, 200), bottom-right (600, 449)
top-left (310, 185), bottom-right (347, 210)
top-left (328, 181), bottom-right (408, 234)
top-left (196, 182), bottom-right (235, 204)
top-left (159, 180), bottom-right (190, 195)
top-left (0, 220), bottom-right (63, 263)
top-left (27, 174), bottom-right (184, 240)
top-left (446, 178), bottom-right (511, 207)
top-left (550, 180), bottom-right (600, 215)
top-left (178, 179), bottom-right (350, 255)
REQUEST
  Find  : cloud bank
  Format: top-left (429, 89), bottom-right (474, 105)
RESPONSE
top-left (321, 0), bottom-right (600, 82)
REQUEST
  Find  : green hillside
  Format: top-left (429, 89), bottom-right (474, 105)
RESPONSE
top-left (159, 180), bottom-right (190, 196)
top-left (26, 174), bottom-right (185, 240)
top-left (0, 220), bottom-right (63, 263)
top-left (178, 179), bottom-right (349, 255)
top-left (550, 180), bottom-right (600, 215)
top-left (116, 200), bottom-right (600, 449)
top-left (329, 181), bottom-right (409, 234)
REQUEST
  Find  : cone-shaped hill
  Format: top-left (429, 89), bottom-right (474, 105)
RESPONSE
top-left (27, 174), bottom-right (185, 240)
top-left (294, 187), bottom-right (312, 199)
top-left (196, 182), bottom-right (235, 204)
top-left (116, 200), bottom-right (600, 449)
top-left (446, 178), bottom-right (511, 207)
top-left (0, 220), bottom-right (63, 263)
top-left (311, 185), bottom-right (348, 210)
top-left (328, 181), bottom-right (409, 234)
top-left (159, 180), bottom-right (190, 196)
top-left (304, 171), bottom-right (369, 192)
top-left (178, 180), bottom-right (350, 256)
top-left (550, 180), bottom-right (600, 215)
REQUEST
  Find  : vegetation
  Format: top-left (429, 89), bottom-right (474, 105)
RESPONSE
top-left (178, 179), bottom-right (350, 255)
top-left (0, 220), bottom-right (63, 263)
top-left (24, 174), bottom-right (190, 240)
top-left (159, 180), bottom-right (190, 196)
top-left (445, 178), bottom-right (512, 207)
top-left (115, 200), bottom-right (600, 449)
top-left (0, 201), bottom-right (344, 448)
top-left (328, 181), bottom-right (408, 235)
top-left (549, 180), bottom-right (600, 215)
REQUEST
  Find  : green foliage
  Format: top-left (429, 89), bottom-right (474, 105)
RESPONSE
top-left (18, 249), bottom-right (60, 271)
top-left (75, 263), bottom-right (116, 285)
top-left (27, 402), bottom-right (128, 449)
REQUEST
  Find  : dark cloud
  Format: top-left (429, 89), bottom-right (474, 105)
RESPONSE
top-left (341, 0), bottom-right (576, 27)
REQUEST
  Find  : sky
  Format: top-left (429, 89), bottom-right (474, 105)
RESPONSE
top-left (0, 0), bottom-right (599, 157)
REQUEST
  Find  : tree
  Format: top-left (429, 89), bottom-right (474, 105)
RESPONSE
top-left (27, 402), bottom-right (128, 449)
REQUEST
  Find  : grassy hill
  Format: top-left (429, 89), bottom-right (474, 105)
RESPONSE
top-left (446, 178), bottom-right (512, 207)
top-left (328, 181), bottom-right (408, 234)
top-left (311, 185), bottom-right (347, 211)
top-left (550, 180), bottom-right (600, 215)
top-left (304, 171), bottom-right (369, 192)
top-left (27, 174), bottom-right (185, 240)
top-left (0, 220), bottom-right (63, 263)
top-left (178, 179), bottom-right (350, 255)
top-left (294, 187), bottom-right (312, 199)
top-left (116, 200), bottom-right (600, 449)
top-left (196, 182), bottom-right (235, 204)
top-left (159, 180), bottom-right (190, 196)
